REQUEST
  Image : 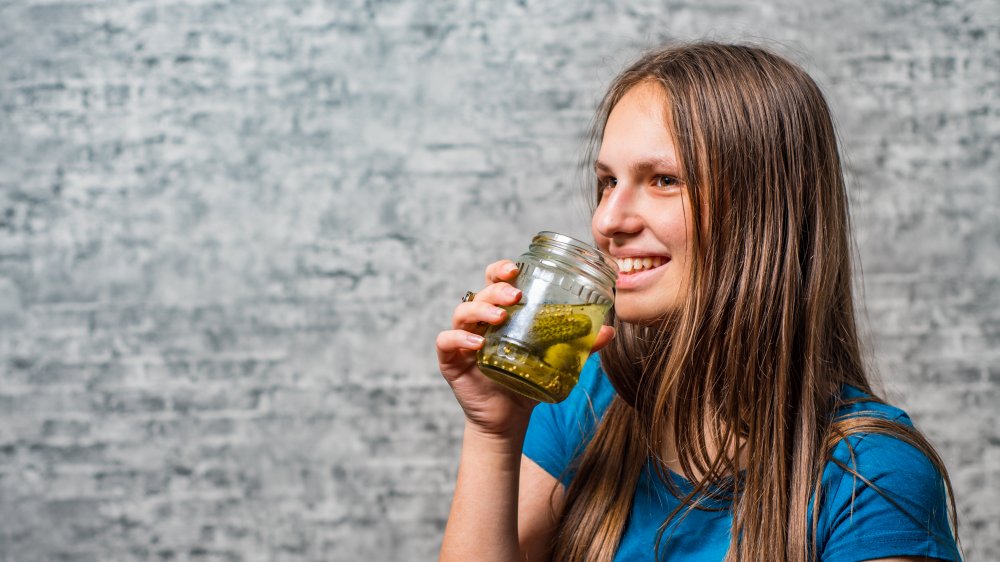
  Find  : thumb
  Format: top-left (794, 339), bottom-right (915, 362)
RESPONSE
top-left (590, 325), bottom-right (616, 352)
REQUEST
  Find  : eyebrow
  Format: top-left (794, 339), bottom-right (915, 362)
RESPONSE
top-left (594, 157), bottom-right (680, 175)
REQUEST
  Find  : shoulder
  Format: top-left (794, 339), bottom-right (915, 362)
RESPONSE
top-left (824, 386), bottom-right (932, 488)
top-left (834, 384), bottom-right (912, 425)
top-left (815, 386), bottom-right (960, 562)
top-left (522, 354), bottom-right (616, 486)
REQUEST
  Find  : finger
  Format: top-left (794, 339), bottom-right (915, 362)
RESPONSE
top-left (436, 330), bottom-right (485, 361)
top-left (436, 330), bottom-right (486, 383)
top-left (590, 325), bottom-right (616, 352)
top-left (471, 281), bottom-right (522, 306)
top-left (485, 259), bottom-right (519, 285)
top-left (451, 300), bottom-right (510, 330)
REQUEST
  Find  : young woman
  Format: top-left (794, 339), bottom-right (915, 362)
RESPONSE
top-left (435, 42), bottom-right (961, 562)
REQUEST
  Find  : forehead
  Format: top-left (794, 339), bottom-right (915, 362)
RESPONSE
top-left (598, 81), bottom-right (677, 164)
top-left (615, 80), bottom-right (670, 118)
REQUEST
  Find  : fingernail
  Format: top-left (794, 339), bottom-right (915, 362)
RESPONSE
top-left (467, 334), bottom-right (484, 345)
top-left (505, 287), bottom-right (521, 299)
top-left (504, 263), bottom-right (518, 274)
top-left (493, 307), bottom-right (505, 318)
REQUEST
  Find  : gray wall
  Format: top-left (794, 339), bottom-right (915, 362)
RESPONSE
top-left (0, 1), bottom-right (996, 560)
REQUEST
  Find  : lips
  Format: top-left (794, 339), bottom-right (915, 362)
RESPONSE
top-left (610, 254), bottom-right (670, 290)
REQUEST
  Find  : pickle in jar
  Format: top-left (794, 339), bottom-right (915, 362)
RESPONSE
top-left (477, 302), bottom-right (607, 403)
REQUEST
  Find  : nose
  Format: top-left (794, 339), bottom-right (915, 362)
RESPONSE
top-left (592, 183), bottom-right (642, 239)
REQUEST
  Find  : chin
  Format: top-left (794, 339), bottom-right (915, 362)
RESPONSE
top-left (612, 300), bottom-right (678, 326)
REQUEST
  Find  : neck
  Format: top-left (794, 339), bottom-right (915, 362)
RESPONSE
top-left (657, 413), bottom-right (748, 482)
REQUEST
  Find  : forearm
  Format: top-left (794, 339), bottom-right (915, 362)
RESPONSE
top-left (439, 421), bottom-right (528, 562)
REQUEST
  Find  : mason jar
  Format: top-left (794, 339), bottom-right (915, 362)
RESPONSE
top-left (477, 231), bottom-right (617, 403)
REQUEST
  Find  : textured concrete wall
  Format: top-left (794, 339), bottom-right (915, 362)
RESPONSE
top-left (0, 1), bottom-right (996, 560)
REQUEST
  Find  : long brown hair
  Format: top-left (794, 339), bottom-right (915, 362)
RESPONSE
top-left (552, 42), bottom-right (960, 561)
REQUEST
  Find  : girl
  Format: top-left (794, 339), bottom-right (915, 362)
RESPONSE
top-left (435, 42), bottom-right (960, 561)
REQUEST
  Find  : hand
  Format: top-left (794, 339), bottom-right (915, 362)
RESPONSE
top-left (436, 259), bottom-right (615, 439)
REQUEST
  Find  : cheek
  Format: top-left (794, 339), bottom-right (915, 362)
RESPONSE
top-left (653, 216), bottom-right (689, 247)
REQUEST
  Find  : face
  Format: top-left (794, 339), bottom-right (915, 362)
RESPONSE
top-left (591, 81), bottom-right (695, 324)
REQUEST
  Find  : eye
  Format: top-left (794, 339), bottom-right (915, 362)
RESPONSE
top-left (598, 176), bottom-right (618, 192)
top-left (653, 175), bottom-right (681, 190)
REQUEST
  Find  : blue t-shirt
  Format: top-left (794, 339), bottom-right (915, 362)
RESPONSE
top-left (523, 355), bottom-right (960, 562)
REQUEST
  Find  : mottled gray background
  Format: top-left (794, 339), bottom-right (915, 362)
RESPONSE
top-left (0, 0), bottom-right (996, 561)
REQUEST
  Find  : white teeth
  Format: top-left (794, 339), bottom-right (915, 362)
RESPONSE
top-left (615, 256), bottom-right (666, 273)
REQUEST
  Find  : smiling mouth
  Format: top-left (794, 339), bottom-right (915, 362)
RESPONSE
top-left (615, 256), bottom-right (668, 274)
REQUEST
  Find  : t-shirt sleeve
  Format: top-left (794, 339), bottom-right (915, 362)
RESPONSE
top-left (522, 354), bottom-right (612, 487)
top-left (817, 417), bottom-right (960, 562)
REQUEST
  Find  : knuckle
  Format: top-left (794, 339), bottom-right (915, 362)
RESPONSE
top-left (482, 286), bottom-right (506, 303)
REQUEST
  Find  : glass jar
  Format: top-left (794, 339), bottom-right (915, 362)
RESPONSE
top-left (477, 231), bottom-right (617, 403)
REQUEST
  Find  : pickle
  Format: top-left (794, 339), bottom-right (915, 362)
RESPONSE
top-left (478, 302), bottom-right (607, 403)
top-left (542, 342), bottom-right (581, 373)
top-left (524, 305), bottom-right (592, 348)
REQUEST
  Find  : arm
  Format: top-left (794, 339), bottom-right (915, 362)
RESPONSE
top-left (436, 260), bottom-right (611, 561)
top-left (518, 455), bottom-right (565, 562)
top-left (438, 436), bottom-right (565, 562)
top-left (818, 430), bottom-right (960, 562)
top-left (435, 259), bottom-right (543, 561)
top-left (439, 423), bottom-right (530, 561)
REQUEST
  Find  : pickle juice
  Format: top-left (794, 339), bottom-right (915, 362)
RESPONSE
top-left (477, 302), bottom-right (607, 403)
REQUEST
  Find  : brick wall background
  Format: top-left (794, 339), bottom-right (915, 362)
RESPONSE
top-left (0, 1), bottom-right (996, 560)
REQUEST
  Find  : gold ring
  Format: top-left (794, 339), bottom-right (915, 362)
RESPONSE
top-left (462, 291), bottom-right (476, 303)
